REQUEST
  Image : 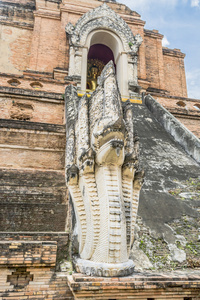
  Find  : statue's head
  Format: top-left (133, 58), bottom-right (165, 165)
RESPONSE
top-left (89, 61), bottom-right (126, 166)
top-left (91, 66), bottom-right (98, 78)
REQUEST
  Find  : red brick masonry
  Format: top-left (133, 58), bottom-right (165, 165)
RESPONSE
top-left (67, 272), bottom-right (200, 299)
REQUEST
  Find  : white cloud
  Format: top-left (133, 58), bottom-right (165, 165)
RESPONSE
top-left (162, 36), bottom-right (170, 47)
top-left (191, 0), bottom-right (200, 7)
top-left (186, 69), bottom-right (200, 99)
top-left (119, 0), bottom-right (180, 13)
top-left (119, 0), bottom-right (200, 100)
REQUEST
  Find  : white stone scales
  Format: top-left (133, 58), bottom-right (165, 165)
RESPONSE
top-left (65, 62), bottom-right (144, 277)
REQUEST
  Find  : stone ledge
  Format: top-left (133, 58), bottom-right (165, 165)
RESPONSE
top-left (0, 86), bottom-right (64, 101)
top-left (67, 272), bottom-right (200, 299)
top-left (0, 1), bottom-right (35, 10)
top-left (0, 231), bottom-right (68, 236)
top-left (0, 118), bottom-right (65, 133)
top-left (173, 113), bottom-right (200, 120)
top-left (0, 20), bottom-right (34, 29)
top-left (163, 47), bottom-right (186, 58)
top-left (144, 29), bottom-right (163, 39)
top-left (146, 89), bottom-right (200, 103)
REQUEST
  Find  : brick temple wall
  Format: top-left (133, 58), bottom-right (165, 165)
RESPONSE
top-left (144, 29), bottom-right (165, 91)
top-left (153, 94), bottom-right (200, 138)
top-left (0, 1), bottom-right (199, 298)
top-left (0, 269), bottom-right (73, 300)
top-left (0, 0), bottom-right (189, 98)
top-left (0, 88), bottom-right (69, 232)
top-left (0, 231), bottom-right (73, 299)
top-left (176, 116), bottom-right (200, 138)
top-left (0, 0), bottom-right (34, 75)
top-left (163, 48), bottom-right (187, 97)
top-left (0, 167), bottom-right (69, 231)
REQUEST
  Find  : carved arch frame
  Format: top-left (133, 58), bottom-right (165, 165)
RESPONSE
top-left (65, 3), bottom-right (142, 97)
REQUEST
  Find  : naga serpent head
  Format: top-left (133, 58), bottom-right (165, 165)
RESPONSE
top-left (65, 61), bottom-right (144, 277)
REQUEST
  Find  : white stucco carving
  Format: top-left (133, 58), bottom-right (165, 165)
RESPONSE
top-left (65, 61), bottom-right (144, 277)
top-left (65, 3), bottom-right (142, 96)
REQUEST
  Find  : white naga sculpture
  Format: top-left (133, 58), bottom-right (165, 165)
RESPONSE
top-left (65, 61), bottom-right (144, 277)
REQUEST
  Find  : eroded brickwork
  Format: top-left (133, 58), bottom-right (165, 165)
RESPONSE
top-left (0, 232), bottom-right (73, 299)
top-left (176, 116), bottom-right (200, 138)
top-left (163, 48), bottom-right (187, 97)
top-left (144, 30), bottom-right (165, 91)
top-left (0, 0), bottom-right (199, 298)
top-left (0, 0), bottom-right (190, 99)
top-left (0, 268), bottom-right (73, 299)
top-left (0, 87), bottom-right (65, 124)
top-left (67, 273), bottom-right (200, 299)
top-left (0, 168), bottom-right (69, 231)
top-left (0, 25), bottom-right (33, 74)
top-left (153, 94), bottom-right (200, 138)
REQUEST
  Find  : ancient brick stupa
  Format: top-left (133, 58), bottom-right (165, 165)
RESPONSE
top-left (0, 0), bottom-right (200, 299)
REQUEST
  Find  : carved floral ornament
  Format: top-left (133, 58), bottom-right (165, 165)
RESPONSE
top-left (65, 3), bottom-right (142, 55)
top-left (65, 61), bottom-right (144, 277)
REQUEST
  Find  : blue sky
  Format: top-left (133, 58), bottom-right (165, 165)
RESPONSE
top-left (119, 0), bottom-right (200, 99)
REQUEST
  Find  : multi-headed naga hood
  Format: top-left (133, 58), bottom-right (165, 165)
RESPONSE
top-left (65, 61), bottom-right (144, 277)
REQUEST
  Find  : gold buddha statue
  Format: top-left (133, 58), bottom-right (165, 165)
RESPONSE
top-left (87, 66), bottom-right (98, 91)
top-left (87, 59), bottom-right (105, 92)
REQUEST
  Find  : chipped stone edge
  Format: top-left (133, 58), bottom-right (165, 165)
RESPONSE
top-left (145, 94), bottom-right (200, 164)
top-left (75, 258), bottom-right (135, 277)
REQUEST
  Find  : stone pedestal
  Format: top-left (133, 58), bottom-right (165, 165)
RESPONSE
top-left (75, 258), bottom-right (135, 277)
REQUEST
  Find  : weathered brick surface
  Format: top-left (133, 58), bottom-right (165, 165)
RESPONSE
top-left (0, 73), bottom-right (71, 94)
top-left (144, 30), bottom-right (164, 91)
top-left (0, 0), bottom-right (189, 98)
top-left (0, 87), bottom-right (66, 125)
top-left (0, 0), bottom-right (35, 25)
top-left (163, 48), bottom-right (187, 97)
top-left (0, 148), bottom-right (65, 170)
top-left (67, 272), bottom-right (200, 299)
top-left (29, 16), bottom-right (65, 73)
top-left (0, 168), bottom-right (68, 231)
top-left (152, 94), bottom-right (200, 138)
top-left (0, 24), bottom-right (33, 75)
top-left (0, 123), bottom-right (65, 150)
top-left (0, 269), bottom-right (74, 299)
top-left (0, 241), bottom-right (57, 267)
top-left (0, 232), bottom-right (70, 267)
top-left (176, 116), bottom-right (200, 138)
top-left (0, 117), bottom-right (66, 169)
top-left (0, 231), bottom-right (73, 299)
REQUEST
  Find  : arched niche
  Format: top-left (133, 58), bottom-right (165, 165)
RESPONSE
top-left (83, 30), bottom-right (127, 94)
top-left (87, 43), bottom-right (115, 91)
top-left (88, 44), bottom-right (115, 66)
top-left (66, 3), bottom-right (142, 97)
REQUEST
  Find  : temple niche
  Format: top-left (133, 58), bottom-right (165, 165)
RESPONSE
top-left (65, 3), bottom-right (142, 97)
top-left (86, 44), bottom-right (115, 91)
